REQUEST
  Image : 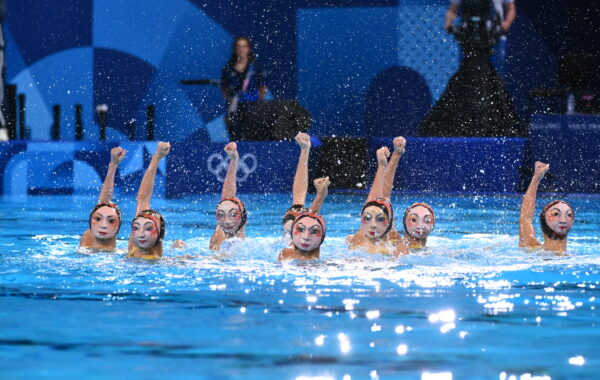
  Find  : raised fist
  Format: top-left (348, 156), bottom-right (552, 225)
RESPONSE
top-left (393, 136), bottom-right (406, 155)
top-left (376, 147), bottom-right (390, 167)
top-left (156, 142), bottom-right (171, 158)
top-left (224, 142), bottom-right (239, 160)
top-left (295, 132), bottom-right (311, 150)
top-left (110, 146), bottom-right (126, 165)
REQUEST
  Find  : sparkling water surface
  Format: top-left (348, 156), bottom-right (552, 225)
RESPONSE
top-left (1, 193), bottom-right (599, 379)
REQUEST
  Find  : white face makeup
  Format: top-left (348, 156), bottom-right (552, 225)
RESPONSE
top-left (405, 205), bottom-right (434, 240)
top-left (292, 217), bottom-right (323, 252)
top-left (90, 206), bottom-right (119, 240)
top-left (544, 202), bottom-right (574, 237)
top-left (217, 201), bottom-right (243, 235)
top-left (131, 217), bottom-right (159, 249)
top-left (361, 205), bottom-right (390, 239)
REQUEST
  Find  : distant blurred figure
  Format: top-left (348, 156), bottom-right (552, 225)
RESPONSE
top-left (0, 0), bottom-right (7, 141)
top-left (420, 0), bottom-right (523, 137)
top-left (220, 37), bottom-right (267, 140)
top-left (445, 0), bottom-right (516, 78)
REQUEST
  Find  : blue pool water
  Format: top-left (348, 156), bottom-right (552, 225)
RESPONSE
top-left (1, 193), bottom-right (599, 379)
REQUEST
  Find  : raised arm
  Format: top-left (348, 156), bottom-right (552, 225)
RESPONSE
top-left (309, 177), bottom-right (330, 213)
top-left (383, 137), bottom-right (406, 200)
top-left (98, 147), bottom-right (126, 204)
top-left (367, 147), bottom-right (390, 201)
top-left (519, 161), bottom-right (549, 247)
top-left (136, 142), bottom-right (170, 215)
top-left (221, 142), bottom-right (239, 200)
top-left (444, 2), bottom-right (459, 33)
top-left (501, 2), bottom-right (516, 32)
top-left (292, 133), bottom-right (311, 206)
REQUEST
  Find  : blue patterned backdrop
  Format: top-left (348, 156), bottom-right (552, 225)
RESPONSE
top-left (4, 0), bottom-right (598, 141)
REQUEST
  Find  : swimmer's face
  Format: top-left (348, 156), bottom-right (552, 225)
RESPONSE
top-left (282, 220), bottom-right (293, 242)
top-left (361, 206), bottom-right (390, 239)
top-left (544, 202), bottom-right (574, 237)
top-left (131, 217), bottom-right (159, 249)
top-left (90, 206), bottom-right (119, 240)
top-left (405, 206), bottom-right (434, 239)
top-left (217, 201), bottom-right (243, 235)
top-left (235, 38), bottom-right (250, 59)
top-left (292, 217), bottom-right (323, 252)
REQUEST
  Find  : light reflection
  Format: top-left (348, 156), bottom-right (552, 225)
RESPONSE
top-left (396, 344), bottom-right (408, 355)
top-left (240, 307), bottom-right (246, 313)
top-left (315, 334), bottom-right (325, 346)
top-left (395, 325), bottom-right (405, 334)
top-left (295, 376), bottom-right (334, 380)
top-left (370, 370), bottom-right (378, 380)
top-left (370, 323), bottom-right (381, 332)
top-left (343, 299), bottom-right (359, 311)
top-left (428, 309), bottom-right (455, 323)
top-left (366, 310), bottom-right (380, 319)
top-left (440, 323), bottom-right (456, 334)
top-left (484, 300), bottom-right (514, 315)
top-left (568, 355), bottom-right (585, 366)
top-left (421, 371), bottom-right (452, 380)
top-left (338, 333), bottom-right (351, 354)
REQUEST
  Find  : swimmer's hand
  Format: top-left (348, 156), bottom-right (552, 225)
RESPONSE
top-left (393, 136), bottom-right (406, 156)
top-left (295, 132), bottom-right (311, 150)
top-left (224, 142), bottom-right (239, 160)
top-left (156, 142), bottom-right (171, 158)
top-left (111, 147), bottom-right (126, 165)
top-left (172, 239), bottom-right (187, 249)
top-left (534, 161), bottom-right (549, 180)
top-left (376, 147), bottom-right (390, 167)
top-left (314, 176), bottom-right (330, 194)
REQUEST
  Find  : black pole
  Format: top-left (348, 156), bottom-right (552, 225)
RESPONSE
top-left (146, 104), bottom-right (155, 141)
top-left (127, 119), bottom-right (135, 141)
top-left (96, 104), bottom-right (107, 140)
top-left (52, 105), bottom-right (60, 140)
top-left (5, 84), bottom-right (16, 140)
top-left (18, 94), bottom-right (26, 140)
top-left (75, 104), bottom-right (83, 140)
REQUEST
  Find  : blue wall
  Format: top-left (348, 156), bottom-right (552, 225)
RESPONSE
top-left (5, 0), bottom-right (598, 141)
top-left (2, 115), bottom-right (599, 197)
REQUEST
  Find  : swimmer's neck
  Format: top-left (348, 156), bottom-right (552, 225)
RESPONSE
top-left (129, 244), bottom-right (163, 259)
top-left (366, 234), bottom-right (389, 245)
top-left (296, 246), bottom-right (320, 260)
top-left (404, 234), bottom-right (427, 249)
top-left (85, 236), bottom-right (116, 250)
top-left (541, 233), bottom-right (567, 254)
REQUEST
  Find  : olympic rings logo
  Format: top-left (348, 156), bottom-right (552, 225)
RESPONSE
top-left (207, 152), bottom-right (258, 183)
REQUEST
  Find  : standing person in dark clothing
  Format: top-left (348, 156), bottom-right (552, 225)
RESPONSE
top-left (445, 0), bottom-right (516, 78)
top-left (420, 0), bottom-right (523, 137)
top-left (220, 37), bottom-right (267, 140)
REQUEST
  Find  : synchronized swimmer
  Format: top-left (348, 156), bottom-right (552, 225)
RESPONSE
top-left (80, 137), bottom-right (575, 259)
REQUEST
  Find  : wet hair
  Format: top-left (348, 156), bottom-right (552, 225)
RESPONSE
top-left (292, 211), bottom-right (326, 247)
top-left (228, 36), bottom-right (255, 66)
top-left (361, 198), bottom-right (394, 236)
top-left (89, 202), bottom-right (122, 235)
top-left (402, 202), bottom-right (435, 238)
top-left (539, 200), bottom-right (574, 241)
top-left (132, 209), bottom-right (166, 247)
top-left (216, 197), bottom-right (247, 233)
top-left (282, 204), bottom-right (307, 225)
